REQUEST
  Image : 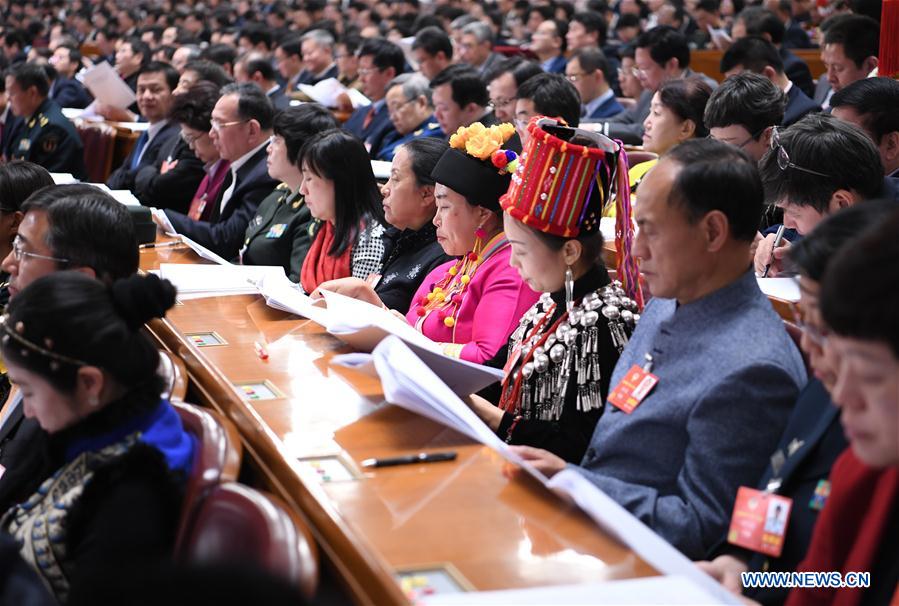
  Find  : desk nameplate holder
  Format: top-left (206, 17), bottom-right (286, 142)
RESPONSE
top-left (395, 562), bottom-right (473, 601)
top-left (185, 331), bottom-right (227, 347)
top-left (233, 379), bottom-right (285, 401)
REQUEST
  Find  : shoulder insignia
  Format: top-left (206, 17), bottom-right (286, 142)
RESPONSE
top-left (414, 129), bottom-right (423, 136)
top-left (39, 115), bottom-right (49, 127)
top-left (26, 118), bottom-right (35, 129)
top-left (276, 182), bottom-right (290, 190)
top-left (292, 199), bottom-right (302, 210)
top-left (41, 136), bottom-right (59, 154)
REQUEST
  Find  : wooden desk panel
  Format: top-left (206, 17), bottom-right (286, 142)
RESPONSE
top-left (140, 244), bottom-right (657, 605)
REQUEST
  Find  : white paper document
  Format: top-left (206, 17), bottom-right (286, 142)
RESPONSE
top-left (547, 469), bottom-right (741, 605)
top-left (370, 160), bottom-right (391, 180)
top-left (150, 208), bottom-right (178, 237)
top-left (297, 77), bottom-right (370, 109)
top-left (158, 263), bottom-right (284, 296)
top-left (179, 234), bottom-right (231, 266)
top-left (256, 272), bottom-right (331, 325)
top-left (89, 183), bottom-right (140, 206)
top-left (372, 336), bottom-right (547, 484)
top-left (81, 61), bottom-right (137, 109)
top-left (422, 575), bottom-right (728, 605)
top-left (319, 289), bottom-right (441, 353)
top-left (757, 277), bottom-right (801, 302)
top-left (50, 173), bottom-right (77, 185)
top-left (110, 121), bottom-right (150, 132)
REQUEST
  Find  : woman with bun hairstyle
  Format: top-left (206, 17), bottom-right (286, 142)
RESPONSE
top-left (0, 272), bottom-right (195, 603)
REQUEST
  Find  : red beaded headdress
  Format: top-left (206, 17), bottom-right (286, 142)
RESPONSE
top-left (500, 116), bottom-right (643, 307)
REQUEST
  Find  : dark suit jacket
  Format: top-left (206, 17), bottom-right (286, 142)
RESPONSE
top-left (781, 48), bottom-right (815, 99)
top-left (742, 379), bottom-right (848, 606)
top-left (107, 121), bottom-right (180, 191)
top-left (813, 75), bottom-right (831, 107)
top-left (0, 112), bottom-right (22, 159)
top-left (50, 76), bottom-right (93, 109)
top-left (297, 64), bottom-right (338, 87)
top-left (783, 21), bottom-right (813, 49)
top-left (165, 145), bottom-right (279, 260)
top-left (0, 397), bottom-right (52, 513)
top-left (601, 89), bottom-right (652, 144)
top-left (542, 54), bottom-right (568, 74)
top-left (343, 101), bottom-right (394, 151)
top-left (784, 84), bottom-right (820, 126)
top-left (268, 86), bottom-right (291, 111)
top-left (133, 133), bottom-right (206, 213)
top-left (587, 94), bottom-right (625, 120)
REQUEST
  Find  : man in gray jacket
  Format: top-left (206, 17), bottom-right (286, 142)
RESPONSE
top-left (513, 139), bottom-right (806, 560)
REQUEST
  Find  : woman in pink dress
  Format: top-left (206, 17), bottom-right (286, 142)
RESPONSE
top-left (405, 123), bottom-right (539, 363)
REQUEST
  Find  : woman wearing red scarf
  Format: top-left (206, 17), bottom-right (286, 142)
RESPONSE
top-left (787, 210), bottom-right (899, 606)
top-left (298, 129), bottom-right (385, 293)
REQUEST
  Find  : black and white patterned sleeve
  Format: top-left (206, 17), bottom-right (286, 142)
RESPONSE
top-left (351, 220), bottom-right (386, 280)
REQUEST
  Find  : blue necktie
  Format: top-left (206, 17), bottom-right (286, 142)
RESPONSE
top-left (130, 130), bottom-right (149, 170)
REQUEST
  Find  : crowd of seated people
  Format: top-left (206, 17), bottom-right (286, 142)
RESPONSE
top-left (0, 0), bottom-right (895, 603)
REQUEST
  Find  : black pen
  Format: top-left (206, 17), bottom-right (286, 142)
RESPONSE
top-left (762, 224), bottom-right (786, 278)
top-left (139, 240), bottom-right (184, 249)
top-left (361, 451), bottom-right (457, 468)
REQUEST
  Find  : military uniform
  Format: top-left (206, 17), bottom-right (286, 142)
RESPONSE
top-left (374, 118), bottom-right (444, 162)
top-left (240, 184), bottom-right (320, 283)
top-left (10, 98), bottom-right (87, 180)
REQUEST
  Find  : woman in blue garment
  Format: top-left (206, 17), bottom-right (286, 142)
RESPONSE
top-left (0, 272), bottom-right (194, 604)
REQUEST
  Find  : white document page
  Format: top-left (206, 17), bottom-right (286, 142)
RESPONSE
top-left (158, 263), bottom-right (284, 295)
top-left (81, 61), bottom-right (137, 109)
top-left (422, 574), bottom-right (729, 605)
top-left (757, 277), bottom-right (801, 302)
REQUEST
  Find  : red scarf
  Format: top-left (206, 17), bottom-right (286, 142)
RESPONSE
top-left (187, 160), bottom-right (231, 221)
top-left (300, 221), bottom-right (352, 293)
top-left (786, 448), bottom-right (899, 606)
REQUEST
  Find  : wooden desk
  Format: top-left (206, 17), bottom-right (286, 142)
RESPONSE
top-left (141, 243), bottom-right (657, 605)
top-left (691, 49), bottom-right (826, 83)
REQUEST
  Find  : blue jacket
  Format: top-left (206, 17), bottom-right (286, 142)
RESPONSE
top-left (783, 85), bottom-right (820, 126)
top-left (743, 378), bottom-right (847, 605)
top-left (574, 269), bottom-right (806, 559)
top-left (374, 117), bottom-right (444, 162)
top-left (343, 101), bottom-right (395, 154)
top-left (586, 94), bottom-right (625, 120)
top-left (542, 54), bottom-right (568, 74)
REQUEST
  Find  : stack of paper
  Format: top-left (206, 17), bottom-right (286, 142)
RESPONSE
top-left (372, 336), bottom-right (546, 483)
top-left (319, 289), bottom-right (440, 353)
top-left (89, 183), bottom-right (141, 206)
top-left (256, 272), bottom-right (331, 325)
top-left (179, 234), bottom-right (231, 265)
top-left (50, 173), bottom-right (77, 185)
top-left (158, 263), bottom-right (285, 298)
top-left (370, 160), bottom-right (391, 180)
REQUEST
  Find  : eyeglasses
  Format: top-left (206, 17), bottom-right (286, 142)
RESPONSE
top-left (358, 67), bottom-right (382, 76)
top-left (566, 72), bottom-right (589, 83)
top-left (488, 96), bottom-right (516, 111)
top-left (617, 67), bottom-right (640, 79)
top-left (267, 134), bottom-right (285, 147)
top-left (708, 126), bottom-right (769, 149)
top-left (789, 300), bottom-right (829, 346)
top-left (210, 118), bottom-right (247, 132)
top-left (12, 236), bottom-right (71, 265)
top-left (180, 129), bottom-right (207, 145)
top-left (387, 98), bottom-right (416, 115)
top-left (770, 126), bottom-right (832, 178)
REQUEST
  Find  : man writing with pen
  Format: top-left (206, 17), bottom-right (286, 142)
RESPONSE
top-left (753, 114), bottom-right (884, 277)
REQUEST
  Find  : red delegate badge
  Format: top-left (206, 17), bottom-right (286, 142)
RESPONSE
top-left (727, 486), bottom-right (793, 557)
top-left (607, 364), bottom-right (659, 413)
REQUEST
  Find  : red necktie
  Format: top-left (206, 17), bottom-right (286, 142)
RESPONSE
top-left (362, 106), bottom-right (376, 130)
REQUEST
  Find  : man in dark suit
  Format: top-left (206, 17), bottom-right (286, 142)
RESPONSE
top-left (342, 38), bottom-right (405, 155)
top-left (296, 29), bottom-right (339, 87)
top-left (731, 7), bottom-right (815, 97)
top-left (817, 15), bottom-right (880, 110)
top-left (721, 37), bottom-right (819, 127)
top-left (5, 63), bottom-right (87, 179)
top-left (47, 44), bottom-right (92, 109)
top-left (234, 54), bottom-right (290, 111)
top-left (458, 22), bottom-right (503, 77)
top-left (705, 73), bottom-right (785, 163)
top-left (567, 48), bottom-right (624, 120)
top-left (597, 26), bottom-right (717, 144)
top-left (531, 19), bottom-right (568, 74)
top-left (831, 78), bottom-right (899, 192)
top-left (0, 79), bottom-right (23, 160)
top-left (107, 62), bottom-right (181, 191)
top-left (0, 185), bottom-right (139, 514)
top-left (165, 83), bottom-right (278, 260)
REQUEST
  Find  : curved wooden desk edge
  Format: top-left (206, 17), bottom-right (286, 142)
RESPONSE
top-left (146, 317), bottom-right (409, 606)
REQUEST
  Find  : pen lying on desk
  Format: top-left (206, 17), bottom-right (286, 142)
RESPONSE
top-left (139, 240), bottom-right (184, 249)
top-left (361, 451), bottom-right (457, 468)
